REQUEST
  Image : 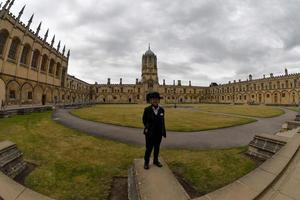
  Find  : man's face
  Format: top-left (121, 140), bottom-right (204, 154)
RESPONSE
top-left (150, 98), bottom-right (159, 106)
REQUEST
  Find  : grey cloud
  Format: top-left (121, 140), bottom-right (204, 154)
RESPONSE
top-left (8, 0), bottom-right (300, 86)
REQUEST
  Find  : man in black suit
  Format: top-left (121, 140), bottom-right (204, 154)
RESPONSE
top-left (142, 92), bottom-right (166, 170)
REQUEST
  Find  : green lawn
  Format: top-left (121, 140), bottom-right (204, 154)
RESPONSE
top-left (71, 104), bottom-right (257, 132)
top-left (192, 104), bottom-right (285, 118)
top-left (0, 112), bottom-right (256, 199)
top-left (286, 107), bottom-right (298, 112)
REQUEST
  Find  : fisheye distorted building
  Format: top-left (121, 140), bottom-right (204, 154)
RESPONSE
top-left (0, 1), bottom-right (300, 106)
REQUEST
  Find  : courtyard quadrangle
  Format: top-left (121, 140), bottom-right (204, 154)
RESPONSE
top-left (0, 111), bottom-right (257, 200)
top-left (71, 104), bottom-right (285, 132)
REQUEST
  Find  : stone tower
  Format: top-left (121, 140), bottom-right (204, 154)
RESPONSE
top-left (141, 45), bottom-right (159, 90)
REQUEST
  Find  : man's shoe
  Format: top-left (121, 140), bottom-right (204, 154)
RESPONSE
top-left (153, 161), bottom-right (163, 167)
top-left (144, 163), bottom-right (150, 170)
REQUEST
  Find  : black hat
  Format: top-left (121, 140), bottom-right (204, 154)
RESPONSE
top-left (146, 92), bottom-right (162, 102)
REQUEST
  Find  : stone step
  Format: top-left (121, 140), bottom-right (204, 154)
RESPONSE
top-left (277, 127), bottom-right (300, 138)
top-left (128, 158), bottom-right (190, 200)
top-left (0, 148), bottom-right (23, 167)
top-left (286, 121), bottom-right (300, 130)
top-left (0, 141), bottom-right (26, 179)
top-left (247, 134), bottom-right (288, 160)
top-left (195, 133), bottom-right (300, 200)
top-left (0, 106), bottom-right (53, 118)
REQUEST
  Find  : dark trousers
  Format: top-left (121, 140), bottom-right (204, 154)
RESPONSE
top-left (144, 134), bottom-right (162, 164)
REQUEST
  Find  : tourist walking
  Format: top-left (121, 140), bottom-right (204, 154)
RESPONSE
top-left (142, 92), bottom-right (166, 170)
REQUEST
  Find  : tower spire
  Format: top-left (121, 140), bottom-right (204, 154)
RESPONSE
top-left (3, 0), bottom-right (10, 10)
top-left (36, 21), bottom-right (42, 36)
top-left (7, 0), bottom-right (14, 11)
top-left (62, 45), bottom-right (66, 55)
top-left (26, 13), bottom-right (34, 29)
top-left (17, 5), bottom-right (26, 21)
top-left (57, 40), bottom-right (61, 51)
top-left (51, 35), bottom-right (55, 47)
top-left (67, 49), bottom-right (70, 59)
top-left (44, 29), bottom-right (49, 42)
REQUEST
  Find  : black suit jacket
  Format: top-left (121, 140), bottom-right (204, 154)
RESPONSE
top-left (142, 105), bottom-right (167, 138)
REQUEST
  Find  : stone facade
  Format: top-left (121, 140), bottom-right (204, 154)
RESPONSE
top-left (93, 47), bottom-right (300, 105)
top-left (92, 46), bottom-right (206, 104)
top-left (0, 1), bottom-right (299, 106)
top-left (203, 71), bottom-right (300, 105)
top-left (0, 2), bottom-right (90, 106)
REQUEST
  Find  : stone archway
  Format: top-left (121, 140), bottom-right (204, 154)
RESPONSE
top-left (53, 88), bottom-right (59, 104)
top-left (6, 80), bottom-right (21, 105)
top-left (21, 82), bottom-right (33, 105)
top-left (0, 79), bottom-right (6, 105)
top-left (0, 78), bottom-right (5, 106)
top-left (60, 90), bottom-right (66, 103)
top-left (33, 85), bottom-right (43, 105)
top-left (273, 92), bottom-right (280, 104)
top-left (290, 91), bottom-right (298, 104)
top-left (44, 87), bottom-right (53, 104)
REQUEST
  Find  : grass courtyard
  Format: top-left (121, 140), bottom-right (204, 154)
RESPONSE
top-left (286, 106), bottom-right (298, 112)
top-left (71, 104), bottom-right (284, 132)
top-left (0, 112), bottom-right (256, 200)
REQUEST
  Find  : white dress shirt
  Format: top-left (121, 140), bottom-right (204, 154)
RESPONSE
top-left (152, 105), bottom-right (160, 115)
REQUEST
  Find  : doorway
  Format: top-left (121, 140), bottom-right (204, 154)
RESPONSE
top-left (42, 94), bottom-right (46, 105)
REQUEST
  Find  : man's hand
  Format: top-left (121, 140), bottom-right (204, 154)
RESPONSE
top-left (144, 128), bottom-right (148, 133)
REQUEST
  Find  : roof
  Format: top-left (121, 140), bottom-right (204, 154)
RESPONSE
top-left (144, 44), bottom-right (155, 56)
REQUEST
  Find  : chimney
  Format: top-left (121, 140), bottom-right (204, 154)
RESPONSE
top-left (178, 80), bottom-right (181, 86)
top-left (239, 79), bottom-right (241, 82)
top-left (285, 68), bottom-right (288, 76)
top-left (249, 74), bottom-right (252, 81)
top-left (270, 73), bottom-right (274, 78)
top-left (107, 78), bottom-right (111, 85)
top-left (163, 79), bottom-right (166, 85)
top-left (173, 80), bottom-right (175, 86)
top-left (189, 81), bottom-right (191, 86)
top-left (120, 78), bottom-right (122, 85)
top-left (263, 74), bottom-right (266, 79)
top-left (234, 80), bottom-right (236, 83)
top-left (136, 78), bottom-right (138, 84)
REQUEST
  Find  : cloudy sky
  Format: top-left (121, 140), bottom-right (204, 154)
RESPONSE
top-left (8, 0), bottom-right (300, 86)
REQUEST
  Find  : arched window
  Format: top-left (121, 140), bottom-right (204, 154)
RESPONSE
top-left (20, 44), bottom-right (31, 65)
top-left (56, 62), bottom-right (61, 77)
top-left (8, 37), bottom-right (21, 60)
top-left (49, 59), bottom-right (55, 74)
top-left (0, 30), bottom-right (9, 55)
top-left (31, 49), bottom-right (40, 69)
top-left (41, 55), bottom-right (48, 72)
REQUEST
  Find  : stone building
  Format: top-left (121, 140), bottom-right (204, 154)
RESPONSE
top-left (93, 46), bottom-right (206, 104)
top-left (93, 45), bottom-right (300, 105)
top-left (0, 0), bottom-right (299, 107)
top-left (203, 70), bottom-right (300, 105)
top-left (0, 1), bottom-right (90, 106)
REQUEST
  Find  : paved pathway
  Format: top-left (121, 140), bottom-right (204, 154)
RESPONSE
top-left (258, 142), bottom-right (300, 200)
top-left (52, 108), bottom-right (296, 149)
top-left (131, 158), bottom-right (190, 200)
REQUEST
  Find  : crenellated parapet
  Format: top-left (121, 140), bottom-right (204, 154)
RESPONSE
top-left (0, 0), bottom-right (70, 62)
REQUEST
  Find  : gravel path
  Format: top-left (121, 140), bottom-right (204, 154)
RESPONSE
top-left (52, 108), bottom-right (296, 149)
